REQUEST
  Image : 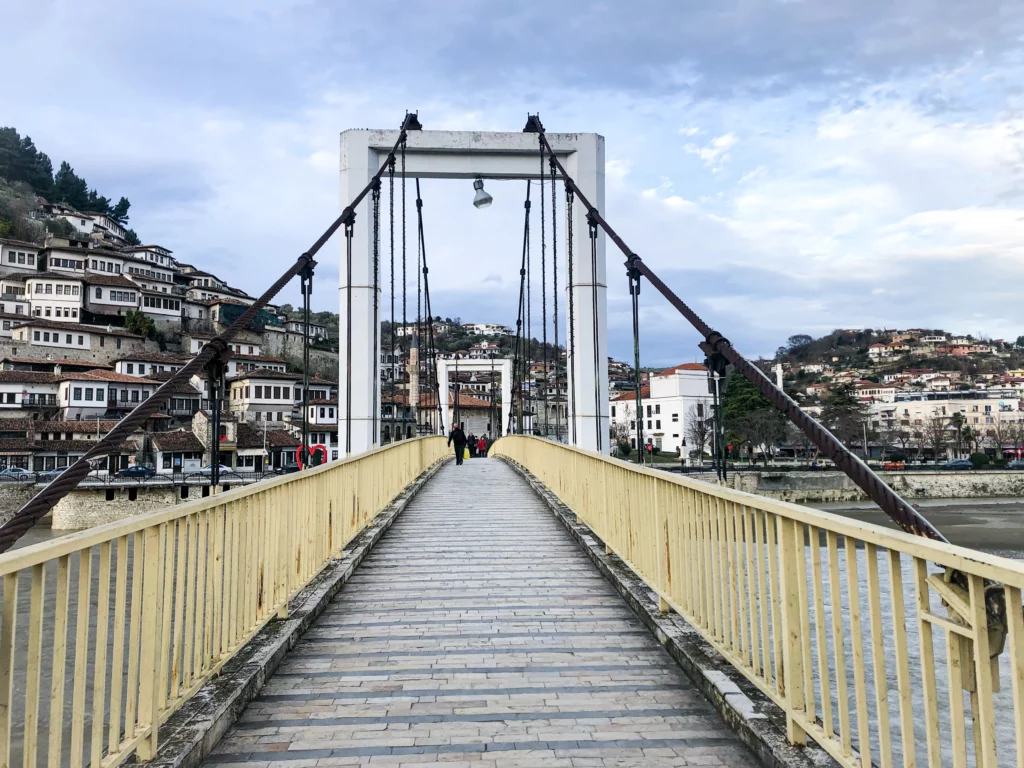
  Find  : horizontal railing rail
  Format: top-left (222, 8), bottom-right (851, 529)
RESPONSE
top-left (0, 435), bottom-right (448, 767)
top-left (493, 435), bottom-right (1023, 768)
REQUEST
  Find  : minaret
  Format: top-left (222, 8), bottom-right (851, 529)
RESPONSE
top-left (408, 330), bottom-right (420, 430)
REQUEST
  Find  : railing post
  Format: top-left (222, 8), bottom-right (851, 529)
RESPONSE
top-left (136, 524), bottom-right (165, 760)
top-left (655, 479), bottom-right (670, 613)
top-left (777, 516), bottom-right (807, 744)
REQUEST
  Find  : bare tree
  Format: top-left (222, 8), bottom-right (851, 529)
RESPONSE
top-left (685, 403), bottom-right (712, 463)
top-left (923, 414), bottom-right (949, 461)
top-left (610, 403), bottom-right (635, 458)
top-left (986, 416), bottom-right (1011, 460)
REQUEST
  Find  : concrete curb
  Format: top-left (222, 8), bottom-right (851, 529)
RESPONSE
top-left (140, 457), bottom-right (452, 768)
top-left (499, 457), bottom-right (838, 768)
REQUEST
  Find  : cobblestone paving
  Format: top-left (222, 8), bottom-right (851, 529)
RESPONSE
top-left (205, 459), bottom-right (758, 767)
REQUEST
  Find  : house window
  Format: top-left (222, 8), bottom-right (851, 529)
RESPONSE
top-left (656, 420), bottom-right (661, 429)
top-left (72, 286), bottom-right (79, 295)
top-left (672, 413), bottom-right (678, 422)
top-left (273, 386), bottom-right (281, 399)
top-left (655, 404), bottom-right (661, 414)
top-left (45, 284), bottom-right (52, 294)
top-left (84, 388), bottom-right (93, 401)
top-left (254, 385), bottom-right (262, 398)
top-left (646, 405), bottom-right (651, 417)
top-left (43, 332), bottom-right (49, 341)
top-left (131, 391), bottom-right (139, 402)
top-left (611, 406), bottom-right (616, 418)
top-left (77, 335), bottom-right (83, 345)
top-left (319, 407), bottom-right (325, 418)
top-left (33, 331), bottom-right (39, 341)
top-left (65, 334), bottom-right (71, 344)
top-left (73, 387), bottom-right (82, 400)
top-left (647, 419), bottom-right (652, 429)
top-left (127, 364), bottom-right (133, 374)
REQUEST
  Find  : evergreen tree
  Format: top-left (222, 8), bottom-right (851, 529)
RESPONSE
top-left (52, 161), bottom-right (89, 209)
top-left (124, 228), bottom-right (141, 245)
top-left (112, 196), bottom-right (131, 223)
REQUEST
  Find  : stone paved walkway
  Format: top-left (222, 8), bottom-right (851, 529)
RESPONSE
top-left (205, 458), bottom-right (758, 767)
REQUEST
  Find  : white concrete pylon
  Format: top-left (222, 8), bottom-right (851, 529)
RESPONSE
top-left (339, 128), bottom-right (609, 455)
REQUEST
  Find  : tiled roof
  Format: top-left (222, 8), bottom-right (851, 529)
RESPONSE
top-left (84, 273), bottom-right (138, 288)
top-left (60, 370), bottom-right (158, 384)
top-left (307, 397), bottom-right (338, 406)
top-left (12, 319), bottom-right (142, 338)
top-left (30, 420), bottom-right (119, 433)
top-left (0, 371), bottom-right (58, 384)
top-left (610, 386), bottom-right (650, 402)
top-left (1, 357), bottom-right (111, 369)
top-left (112, 351), bottom-right (188, 365)
top-left (152, 430), bottom-right (204, 452)
top-left (659, 363), bottom-right (707, 375)
top-left (232, 368), bottom-right (302, 382)
top-left (24, 272), bottom-right (84, 282)
top-left (235, 422), bottom-right (300, 450)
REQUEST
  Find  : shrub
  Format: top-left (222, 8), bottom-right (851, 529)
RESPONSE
top-left (969, 452), bottom-right (990, 469)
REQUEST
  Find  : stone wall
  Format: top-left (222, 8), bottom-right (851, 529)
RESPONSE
top-left (0, 335), bottom-right (162, 366)
top-left (0, 484), bottom-right (43, 525)
top-left (725, 470), bottom-right (1024, 503)
top-left (260, 331), bottom-right (338, 378)
top-left (51, 486), bottom-right (183, 529)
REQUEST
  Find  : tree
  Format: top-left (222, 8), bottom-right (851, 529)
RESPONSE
top-left (723, 372), bottom-right (785, 463)
top-left (684, 403), bottom-right (712, 462)
top-left (124, 309), bottom-right (155, 339)
top-left (124, 228), bottom-right (141, 246)
top-left (0, 128), bottom-right (53, 197)
top-left (610, 406), bottom-right (634, 458)
top-left (923, 415), bottom-right (949, 460)
top-left (951, 412), bottom-right (966, 457)
top-left (820, 384), bottom-right (868, 447)
top-left (52, 161), bottom-right (89, 210)
top-left (112, 196), bottom-right (131, 223)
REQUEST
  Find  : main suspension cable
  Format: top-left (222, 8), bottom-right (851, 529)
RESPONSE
top-left (535, 127), bottom-right (945, 542)
top-left (510, 181), bottom-right (532, 435)
top-left (0, 116), bottom-right (415, 552)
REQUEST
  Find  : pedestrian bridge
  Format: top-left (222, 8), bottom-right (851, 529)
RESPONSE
top-left (1, 437), bottom-right (1021, 767)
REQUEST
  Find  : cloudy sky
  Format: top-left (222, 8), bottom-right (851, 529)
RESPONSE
top-left (4, 1), bottom-right (1024, 366)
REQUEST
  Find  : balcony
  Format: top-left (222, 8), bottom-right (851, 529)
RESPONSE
top-left (20, 397), bottom-right (57, 409)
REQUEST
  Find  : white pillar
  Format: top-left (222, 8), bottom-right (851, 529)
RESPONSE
top-left (500, 359), bottom-right (512, 436)
top-left (565, 134), bottom-right (609, 453)
top-left (338, 130), bottom-right (378, 455)
top-left (437, 360), bottom-right (450, 435)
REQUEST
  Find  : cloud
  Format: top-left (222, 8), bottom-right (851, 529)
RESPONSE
top-left (684, 133), bottom-right (739, 169)
top-left (2, 0), bottom-right (1023, 365)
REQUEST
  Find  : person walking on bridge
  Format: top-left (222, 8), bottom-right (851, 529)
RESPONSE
top-left (448, 424), bottom-right (467, 465)
top-left (477, 434), bottom-right (488, 457)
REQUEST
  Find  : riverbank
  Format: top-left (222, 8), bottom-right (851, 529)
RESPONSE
top-left (719, 468), bottom-right (1024, 503)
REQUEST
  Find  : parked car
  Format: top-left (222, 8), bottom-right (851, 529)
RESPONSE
top-left (38, 467), bottom-right (68, 482)
top-left (117, 465), bottom-right (156, 479)
top-left (882, 461), bottom-right (906, 470)
top-left (0, 467), bottom-right (34, 481)
top-left (277, 462), bottom-right (301, 475)
top-left (1008, 459), bottom-right (1024, 470)
top-left (193, 465), bottom-right (242, 481)
top-left (942, 459), bottom-right (973, 470)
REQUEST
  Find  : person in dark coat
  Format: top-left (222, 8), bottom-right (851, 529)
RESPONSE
top-left (468, 433), bottom-right (477, 458)
top-left (448, 425), bottom-right (467, 465)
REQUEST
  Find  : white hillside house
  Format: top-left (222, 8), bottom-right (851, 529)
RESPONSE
top-left (608, 363), bottom-right (713, 460)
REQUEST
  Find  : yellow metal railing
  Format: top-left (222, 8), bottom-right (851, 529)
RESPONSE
top-left (494, 436), bottom-right (1023, 768)
top-left (0, 436), bottom-right (447, 768)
